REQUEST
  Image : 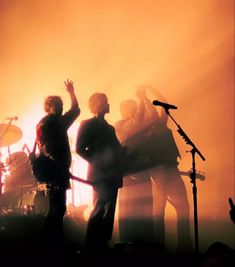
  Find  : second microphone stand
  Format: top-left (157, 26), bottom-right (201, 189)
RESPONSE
top-left (164, 108), bottom-right (205, 254)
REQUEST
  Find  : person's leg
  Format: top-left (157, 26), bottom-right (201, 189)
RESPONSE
top-left (44, 186), bottom-right (66, 242)
top-left (85, 187), bottom-right (106, 250)
top-left (151, 167), bottom-right (168, 245)
top-left (43, 186), bottom-right (67, 265)
top-left (86, 184), bottom-right (119, 250)
top-left (118, 174), bottom-right (154, 243)
top-left (118, 180), bottom-right (131, 242)
top-left (102, 186), bottom-right (118, 242)
top-left (165, 167), bottom-right (192, 251)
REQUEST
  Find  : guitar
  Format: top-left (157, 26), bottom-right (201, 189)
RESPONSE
top-left (123, 169), bottom-right (205, 186)
top-left (69, 173), bottom-right (92, 186)
top-left (179, 170), bottom-right (205, 181)
top-left (37, 173), bottom-right (92, 192)
top-left (29, 152), bottom-right (93, 186)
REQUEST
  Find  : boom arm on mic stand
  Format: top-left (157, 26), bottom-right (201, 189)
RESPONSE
top-left (166, 110), bottom-right (205, 161)
top-left (156, 103), bottom-right (205, 255)
top-left (152, 100), bottom-right (177, 110)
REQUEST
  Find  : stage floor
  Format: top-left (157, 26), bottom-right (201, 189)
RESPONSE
top-left (1, 214), bottom-right (233, 267)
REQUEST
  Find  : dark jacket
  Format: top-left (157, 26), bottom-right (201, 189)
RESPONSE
top-left (76, 117), bottom-right (126, 188)
top-left (36, 107), bottom-right (80, 186)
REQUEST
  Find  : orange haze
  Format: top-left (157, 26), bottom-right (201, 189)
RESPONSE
top-left (0, 0), bottom-right (234, 252)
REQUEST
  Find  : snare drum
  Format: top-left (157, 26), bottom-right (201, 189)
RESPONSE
top-left (5, 152), bottom-right (36, 192)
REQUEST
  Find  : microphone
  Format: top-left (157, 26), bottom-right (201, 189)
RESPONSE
top-left (152, 100), bottom-right (177, 110)
top-left (5, 116), bottom-right (18, 120)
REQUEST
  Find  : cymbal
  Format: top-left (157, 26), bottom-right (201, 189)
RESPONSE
top-left (0, 124), bottom-right (22, 147)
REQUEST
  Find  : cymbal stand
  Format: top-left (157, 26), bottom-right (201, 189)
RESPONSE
top-left (164, 108), bottom-right (205, 254)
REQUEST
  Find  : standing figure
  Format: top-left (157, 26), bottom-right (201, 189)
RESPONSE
top-left (36, 79), bottom-right (80, 243)
top-left (116, 85), bottom-right (192, 251)
top-left (145, 86), bottom-right (192, 251)
top-left (115, 88), bottom-right (158, 243)
top-left (76, 93), bottom-right (126, 251)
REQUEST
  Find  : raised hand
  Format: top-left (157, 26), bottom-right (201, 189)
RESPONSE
top-left (136, 87), bottom-right (147, 101)
top-left (64, 79), bottom-right (75, 93)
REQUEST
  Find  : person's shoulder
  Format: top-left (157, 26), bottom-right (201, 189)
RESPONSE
top-left (114, 119), bottom-right (125, 129)
top-left (37, 114), bottom-right (58, 127)
top-left (63, 105), bottom-right (80, 118)
top-left (37, 115), bottom-right (48, 126)
top-left (81, 117), bottom-right (96, 124)
top-left (79, 117), bottom-right (97, 129)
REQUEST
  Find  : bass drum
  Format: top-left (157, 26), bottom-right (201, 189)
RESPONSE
top-left (18, 190), bottom-right (49, 215)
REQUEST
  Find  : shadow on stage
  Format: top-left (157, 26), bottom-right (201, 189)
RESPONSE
top-left (1, 214), bottom-right (231, 267)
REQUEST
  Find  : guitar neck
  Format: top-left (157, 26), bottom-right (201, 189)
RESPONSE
top-left (70, 174), bottom-right (93, 186)
top-left (179, 171), bottom-right (205, 181)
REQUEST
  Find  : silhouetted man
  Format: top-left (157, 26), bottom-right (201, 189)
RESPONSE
top-left (36, 79), bottom-right (80, 243)
top-left (116, 85), bottom-right (192, 251)
top-left (76, 92), bottom-right (126, 251)
top-left (115, 88), bottom-right (157, 243)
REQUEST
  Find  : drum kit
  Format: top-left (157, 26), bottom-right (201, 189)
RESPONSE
top-left (0, 123), bottom-right (48, 216)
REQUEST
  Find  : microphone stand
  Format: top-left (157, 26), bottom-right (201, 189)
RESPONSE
top-left (164, 108), bottom-right (205, 254)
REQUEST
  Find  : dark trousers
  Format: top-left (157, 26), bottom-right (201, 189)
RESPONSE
top-left (152, 165), bottom-right (192, 250)
top-left (44, 186), bottom-right (67, 242)
top-left (118, 175), bottom-right (154, 243)
top-left (86, 184), bottom-right (118, 250)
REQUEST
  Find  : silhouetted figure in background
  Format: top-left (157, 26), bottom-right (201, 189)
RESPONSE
top-left (199, 199), bottom-right (235, 266)
top-left (116, 85), bottom-right (192, 251)
top-left (115, 88), bottom-right (158, 243)
top-left (36, 79), bottom-right (80, 244)
top-left (229, 197), bottom-right (235, 224)
top-left (201, 242), bottom-right (234, 267)
top-left (76, 93), bottom-right (126, 252)
top-left (146, 86), bottom-right (192, 251)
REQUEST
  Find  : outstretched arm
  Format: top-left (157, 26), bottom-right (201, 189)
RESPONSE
top-left (63, 79), bottom-right (80, 128)
top-left (143, 85), bottom-right (168, 125)
top-left (64, 79), bottom-right (79, 112)
top-left (136, 87), bottom-right (159, 123)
